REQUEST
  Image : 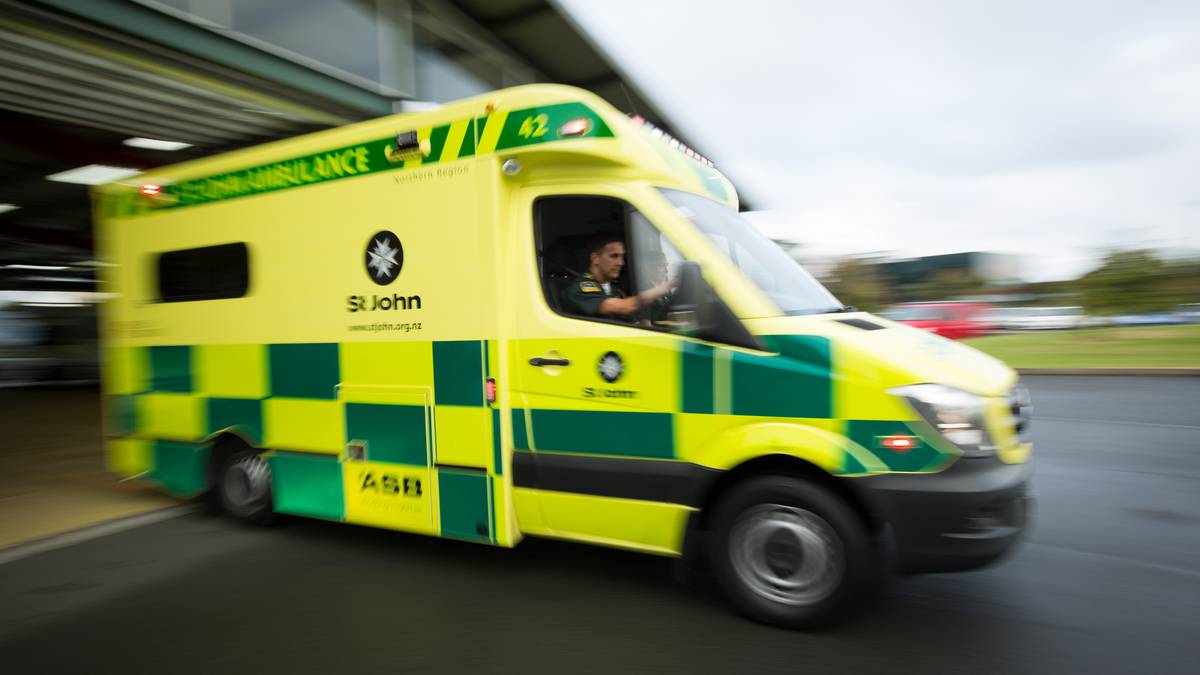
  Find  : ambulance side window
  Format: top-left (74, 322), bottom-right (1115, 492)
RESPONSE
top-left (156, 242), bottom-right (249, 303)
top-left (533, 196), bottom-right (698, 334)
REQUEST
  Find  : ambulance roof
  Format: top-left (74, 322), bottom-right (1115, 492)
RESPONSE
top-left (93, 84), bottom-right (738, 217)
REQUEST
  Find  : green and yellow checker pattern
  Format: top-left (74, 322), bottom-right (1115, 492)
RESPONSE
top-left (510, 333), bottom-right (959, 476)
top-left (505, 331), bottom-right (983, 555)
top-left (105, 339), bottom-right (508, 545)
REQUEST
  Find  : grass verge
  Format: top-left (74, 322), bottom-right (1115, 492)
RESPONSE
top-left (963, 324), bottom-right (1200, 369)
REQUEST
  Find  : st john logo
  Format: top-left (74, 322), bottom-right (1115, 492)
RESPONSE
top-left (598, 351), bottom-right (624, 383)
top-left (365, 230), bottom-right (403, 285)
top-left (349, 230), bottom-right (422, 313)
top-left (583, 351), bottom-right (636, 399)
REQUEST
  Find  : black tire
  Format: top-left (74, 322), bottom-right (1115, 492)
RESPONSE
top-left (216, 448), bottom-right (275, 526)
top-left (708, 475), bottom-right (873, 629)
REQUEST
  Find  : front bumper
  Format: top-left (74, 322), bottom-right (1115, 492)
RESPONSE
top-left (850, 457), bottom-right (1034, 574)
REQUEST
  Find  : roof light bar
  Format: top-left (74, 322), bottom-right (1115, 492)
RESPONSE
top-left (627, 115), bottom-right (715, 168)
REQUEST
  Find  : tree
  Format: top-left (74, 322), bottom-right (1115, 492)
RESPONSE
top-left (1077, 250), bottom-right (1190, 315)
top-left (823, 257), bottom-right (891, 312)
top-left (902, 268), bottom-right (987, 303)
top-left (1159, 258), bottom-right (1200, 307)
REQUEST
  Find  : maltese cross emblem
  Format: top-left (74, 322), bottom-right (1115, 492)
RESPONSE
top-left (598, 351), bottom-right (624, 383)
top-left (365, 230), bottom-right (404, 285)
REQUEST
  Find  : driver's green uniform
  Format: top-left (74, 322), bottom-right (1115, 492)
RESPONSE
top-left (561, 273), bottom-right (634, 323)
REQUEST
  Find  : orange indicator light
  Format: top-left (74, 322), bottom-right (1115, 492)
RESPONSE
top-left (878, 435), bottom-right (921, 452)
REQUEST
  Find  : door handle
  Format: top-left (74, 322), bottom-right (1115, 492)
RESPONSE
top-left (529, 356), bottom-right (570, 367)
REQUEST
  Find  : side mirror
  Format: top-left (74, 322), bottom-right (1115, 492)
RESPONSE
top-left (673, 260), bottom-right (710, 312)
top-left (671, 261), bottom-right (760, 350)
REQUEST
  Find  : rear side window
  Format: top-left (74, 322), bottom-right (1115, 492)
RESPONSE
top-left (157, 242), bottom-right (249, 302)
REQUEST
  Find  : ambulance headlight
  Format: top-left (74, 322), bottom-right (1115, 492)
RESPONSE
top-left (889, 384), bottom-right (996, 457)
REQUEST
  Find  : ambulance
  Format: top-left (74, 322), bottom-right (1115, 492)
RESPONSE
top-left (94, 84), bottom-right (1033, 628)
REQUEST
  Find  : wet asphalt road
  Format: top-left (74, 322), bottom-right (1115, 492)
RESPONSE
top-left (2, 376), bottom-right (1198, 675)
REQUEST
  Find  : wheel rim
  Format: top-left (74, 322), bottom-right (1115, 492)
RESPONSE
top-left (729, 504), bottom-right (845, 606)
top-left (222, 455), bottom-right (270, 511)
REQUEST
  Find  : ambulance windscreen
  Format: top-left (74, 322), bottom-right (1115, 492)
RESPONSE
top-left (658, 189), bottom-right (843, 316)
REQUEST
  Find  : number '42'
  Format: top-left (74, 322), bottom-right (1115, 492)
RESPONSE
top-left (517, 114), bottom-right (549, 139)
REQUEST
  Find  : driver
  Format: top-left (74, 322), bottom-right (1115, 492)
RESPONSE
top-left (561, 235), bottom-right (674, 324)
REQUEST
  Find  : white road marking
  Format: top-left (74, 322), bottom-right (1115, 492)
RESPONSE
top-left (1027, 541), bottom-right (1200, 580)
top-left (1037, 416), bottom-right (1200, 430)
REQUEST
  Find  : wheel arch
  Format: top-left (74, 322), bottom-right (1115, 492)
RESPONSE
top-left (203, 429), bottom-right (258, 491)
top-left (681, 454), bottom-right (880, 572)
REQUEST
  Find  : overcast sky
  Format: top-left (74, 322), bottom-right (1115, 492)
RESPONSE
top-left (557, 0), bottom-right (1200, 281)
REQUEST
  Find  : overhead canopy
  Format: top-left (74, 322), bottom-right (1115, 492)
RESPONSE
top-left (0, 0), bottom-right (718, 289)
top-left (0, 0), bottom-right (388, 279)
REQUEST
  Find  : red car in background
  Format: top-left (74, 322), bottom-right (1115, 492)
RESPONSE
top-left (882, 302), bottom-right (993, 340)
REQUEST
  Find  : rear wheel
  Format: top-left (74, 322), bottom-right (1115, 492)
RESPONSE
top-left (216, 448), bottom-right (274, 525)
top-left (708, 475), bottom-right (872, 628)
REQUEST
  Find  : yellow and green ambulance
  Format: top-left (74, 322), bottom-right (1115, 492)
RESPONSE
top-left (94, 84), bottom-right (1033, 628)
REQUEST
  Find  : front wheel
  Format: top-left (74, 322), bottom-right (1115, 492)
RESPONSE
top-left (708, 475), bottom-right (873, 628)
top-left (216, 449), bottom-right (274, 525)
